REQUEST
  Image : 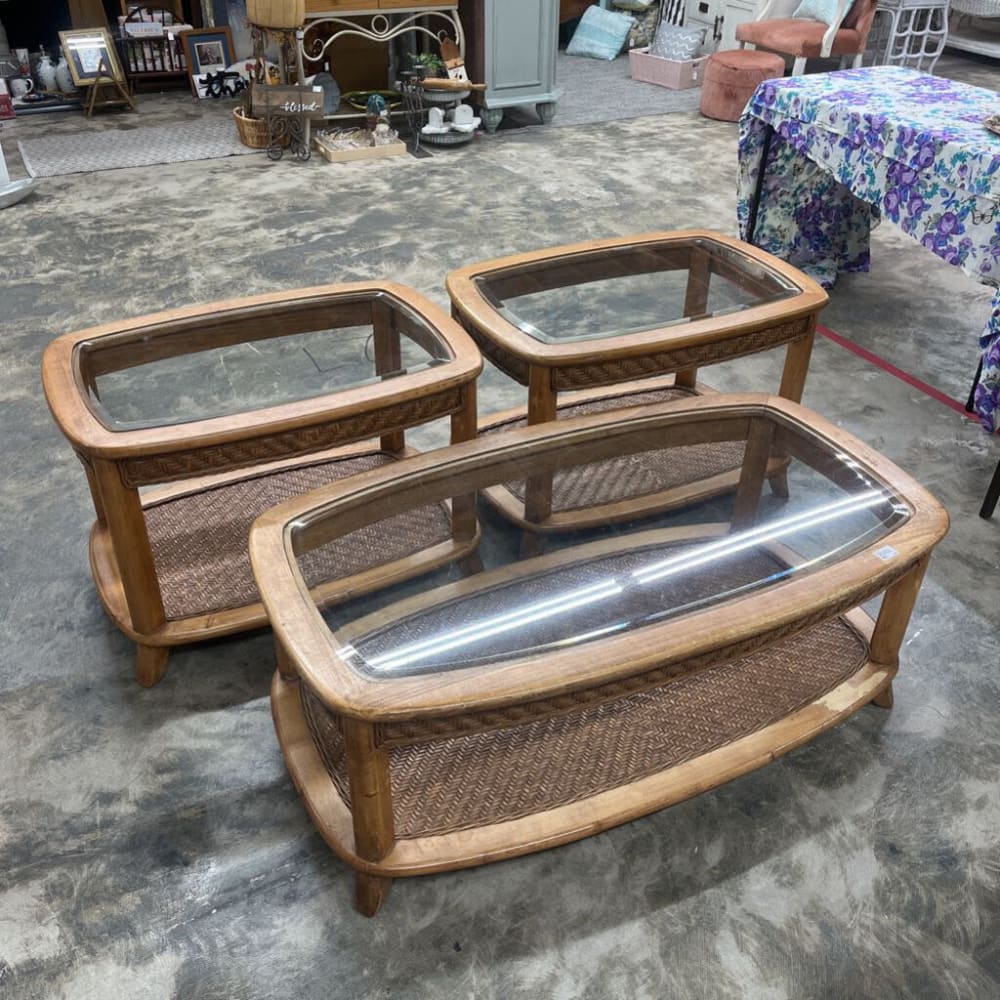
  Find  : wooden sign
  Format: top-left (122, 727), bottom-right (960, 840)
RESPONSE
top-left (252, 84), bottom-right (325, 119)
top-left (440, 37), bottom-right (468, 82)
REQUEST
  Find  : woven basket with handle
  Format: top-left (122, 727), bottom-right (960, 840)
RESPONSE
top-left (233, 107), bottom-right (291, 149)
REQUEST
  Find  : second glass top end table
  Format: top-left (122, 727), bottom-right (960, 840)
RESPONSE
top-left (447, 230), bottom-right (828, 536)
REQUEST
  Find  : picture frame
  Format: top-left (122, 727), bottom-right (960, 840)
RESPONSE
top-left (58, 28), bottom-right (126, 87)
top-left (181, 26), bottom-right (236, 99)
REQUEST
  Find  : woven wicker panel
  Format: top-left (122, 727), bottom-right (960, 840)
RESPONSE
top-left (299, 615), bottom-right (868, 840)
top-left (122, 387), bottom-right (461, 486)
top-left (464, 324), bottom-right (530, 384)
top-left (482, 387), bottom-right (745, 512)
top-left (550, 319), bottom-right (809, 391)
top-left (144, 452), bottom-right (452, 620)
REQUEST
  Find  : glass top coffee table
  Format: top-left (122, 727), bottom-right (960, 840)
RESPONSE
top-left (250, 393), bottom-right (948, 916)
top-left (42, 282), bottom-right (481, 686)
top-left (447, 230), bottom-right (828, 535)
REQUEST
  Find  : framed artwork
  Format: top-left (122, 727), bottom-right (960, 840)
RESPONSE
top-left (58, 29), bottom-right (126, 87)
top-left (181, 26), bottom-right (236, 98)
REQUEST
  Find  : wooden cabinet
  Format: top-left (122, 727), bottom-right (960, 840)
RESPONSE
top-left (458, 0), bottom-right (560, 131)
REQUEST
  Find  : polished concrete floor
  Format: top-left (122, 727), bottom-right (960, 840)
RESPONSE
top-left (2, 52), bottom-right (999, 1000)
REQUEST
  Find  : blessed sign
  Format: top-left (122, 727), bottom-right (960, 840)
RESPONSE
top-left (251, 84), bottom-right (325, 119)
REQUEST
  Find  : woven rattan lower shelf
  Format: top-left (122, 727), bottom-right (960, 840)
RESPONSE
top-left (478, 378), bottom-right (789, 531)
top-left (89, 445), bottom-right (462, 646)
top-left (272, 605), bottom-right (885, 872)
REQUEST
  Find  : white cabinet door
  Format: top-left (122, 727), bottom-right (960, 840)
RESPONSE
top-left (686, 0), bottom-right (724, 50)
top-left (719, 0), bottom-right (765, 50)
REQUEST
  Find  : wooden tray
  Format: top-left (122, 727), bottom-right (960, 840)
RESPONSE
top-left (313, 135), bottom-right (408, 163)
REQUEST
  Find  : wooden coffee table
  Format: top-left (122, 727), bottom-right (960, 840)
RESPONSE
top-left (42, 283), bottom-right (481, 686)
top-left (446, 231), bottom-right (828, 533)
top-left (250, 393), bottom-right (948, 916)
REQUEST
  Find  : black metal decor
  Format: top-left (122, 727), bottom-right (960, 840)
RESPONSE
top-left (398, 70), bottom-right (425, 155)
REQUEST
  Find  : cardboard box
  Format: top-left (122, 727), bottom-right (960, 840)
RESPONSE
top-left (629, 48), bottom-right (708, 90)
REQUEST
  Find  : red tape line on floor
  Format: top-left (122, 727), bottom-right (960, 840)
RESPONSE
top-left (817, 323), bottom-right (976, 420)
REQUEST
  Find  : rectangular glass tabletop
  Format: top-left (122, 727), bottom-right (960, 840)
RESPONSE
top-left (75, 290), bottom-right (452, 431)
top-left (474, 236), bottom-right (801, 345)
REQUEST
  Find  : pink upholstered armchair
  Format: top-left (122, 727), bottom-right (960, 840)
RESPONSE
top-left (735, 0), bottom-right (879, 75)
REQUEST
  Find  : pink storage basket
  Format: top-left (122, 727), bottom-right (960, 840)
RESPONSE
top-left (628, 47), bottom-right (708, 90)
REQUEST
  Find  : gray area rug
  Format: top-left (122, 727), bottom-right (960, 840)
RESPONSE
top-left (14, 53), bottom-right (698, 177)
top-left (17, 119), bottom-right (259, 177)
top-left (504, 50), bottom-right (702, 129)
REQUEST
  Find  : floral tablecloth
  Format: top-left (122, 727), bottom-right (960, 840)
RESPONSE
top-left (736, 66), bottom-right (1000, 432)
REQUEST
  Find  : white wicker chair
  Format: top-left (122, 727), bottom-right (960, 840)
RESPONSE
top-left (951, 0), bottom-right (1000, 15)
top-left (948, 0), bottom-right (1000, 57)
top-left (873, 0), bottom-right (949, 72)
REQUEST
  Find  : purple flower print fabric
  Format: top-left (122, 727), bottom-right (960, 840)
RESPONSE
top-left (736, 66), bottom-right (1000, 432)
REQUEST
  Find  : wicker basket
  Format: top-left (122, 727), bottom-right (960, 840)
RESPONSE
top-left (233, 107), bottom-right (276, 149)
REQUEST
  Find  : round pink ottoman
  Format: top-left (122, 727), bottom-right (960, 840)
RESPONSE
top-left (699, 49), bottom-right (786, 122)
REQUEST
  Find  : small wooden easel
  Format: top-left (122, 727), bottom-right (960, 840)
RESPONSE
top-left (84, 55), bottom-right (135, 118)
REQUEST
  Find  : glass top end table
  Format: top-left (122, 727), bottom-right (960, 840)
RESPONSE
top-left (447, 230), bottom-right (828, 536)
top-left (251, 393), bottom-right (947, 916)
top-left (42, 282), bottom-right (482, 687)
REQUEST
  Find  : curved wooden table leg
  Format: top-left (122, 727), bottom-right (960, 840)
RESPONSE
top-left (356, 874), bottom-right (394, 917)
top-left (343, 718), bottom-right (395, 916)
top-left (867, 555), bottom-right (929, 713)
top-left (136, 644), bottom-right (169, 687)
top-left (768, 329), bottom-right (815, 502)
top-left (520, 364), bottom-right (556, 559)
top-left (768, 469), bottom-right (790, 499)
top-left (871, 682), bottom-right (894, 709)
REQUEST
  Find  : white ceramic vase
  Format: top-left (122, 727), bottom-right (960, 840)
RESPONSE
top-left (36, 53), bottom-right (57, 91)
top-left (55, 55), bottom-right (74, 93)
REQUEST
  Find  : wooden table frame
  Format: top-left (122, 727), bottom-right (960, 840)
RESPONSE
top-left (446, 230), bottom-right (828, 535)
top-left (250, 393), bottom-right (948, 916)
top-left (42, 282), bottom-right (482, 687)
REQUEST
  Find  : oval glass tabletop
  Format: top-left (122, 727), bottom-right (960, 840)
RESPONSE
top-left (284, 401), bottom-right (916, 685)
top-left (330, 485), bottom-right (905, 678)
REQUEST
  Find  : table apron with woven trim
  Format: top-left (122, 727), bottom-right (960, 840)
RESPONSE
top-left (736, 66), bottom-right (1000, 433)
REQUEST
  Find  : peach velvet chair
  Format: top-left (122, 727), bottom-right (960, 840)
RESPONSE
top-left (735, 0), bottom-right (880, 75)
